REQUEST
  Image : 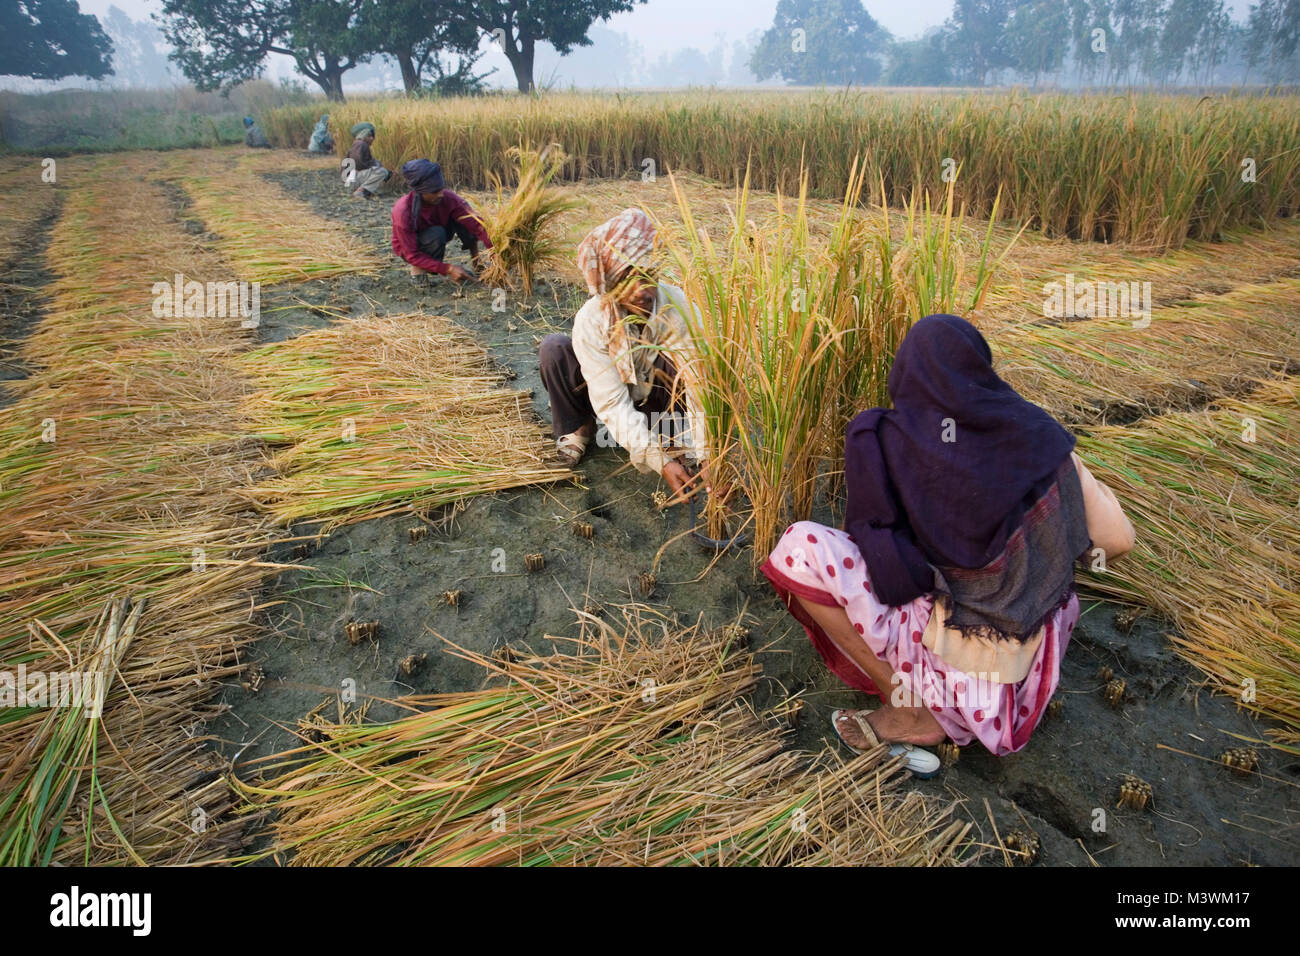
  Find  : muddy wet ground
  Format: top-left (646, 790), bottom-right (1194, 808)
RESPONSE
top-left (13, 153), bottom-right (1294, 866)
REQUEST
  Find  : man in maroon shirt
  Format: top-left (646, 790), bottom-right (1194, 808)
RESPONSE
top-left (391, 159), bottom-right (492, 285)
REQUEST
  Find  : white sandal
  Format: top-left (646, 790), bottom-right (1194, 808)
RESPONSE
top-left (831, 709), bottom-right (942, 779)
top-left (556, 432), bottom-right (590, 464)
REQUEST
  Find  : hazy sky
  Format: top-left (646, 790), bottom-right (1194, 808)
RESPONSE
top-left (76, 0), bottom-right (1259, 70)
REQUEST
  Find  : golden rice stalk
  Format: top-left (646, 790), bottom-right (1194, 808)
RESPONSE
top-left (666, 163), bottom-right (1008, 560)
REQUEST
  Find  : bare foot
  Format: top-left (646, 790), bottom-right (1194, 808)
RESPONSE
top-left (869, 705), bottom-right (946, 746)
top-left (836, 707), bottom-right (945, 749)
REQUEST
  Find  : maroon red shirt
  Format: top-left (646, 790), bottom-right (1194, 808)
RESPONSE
top-left (391, 190), bottom-right (492, 276)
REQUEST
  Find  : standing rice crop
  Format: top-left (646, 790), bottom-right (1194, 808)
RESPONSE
top-left (667, 163), bottom-right (1008, 558)
top-left (263, 90), bottom-right (1300, 252)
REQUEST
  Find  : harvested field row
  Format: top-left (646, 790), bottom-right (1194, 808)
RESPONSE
top-left (159, 150), bottom-right (382, 285)
top-left (0, 159), bottom-right (269, 864)
top-left (0, 160), bottom-right (57, 273)
top-left (995, 279), bottom-right (1300, 425)
top-left (1077, 378), bottom-right (1300, 744)
top-left (240, 312), bottom-right (573, 529)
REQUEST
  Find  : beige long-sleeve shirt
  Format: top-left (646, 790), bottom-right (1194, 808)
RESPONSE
top-left (570, 281), bottom-right (709, 476)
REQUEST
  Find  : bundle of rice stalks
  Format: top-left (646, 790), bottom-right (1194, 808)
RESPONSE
top-left (995, 279), bottom-right (1300, 425)
top-left (667, 163), bottom-right (1008, 559)
top-left (475, 144), bottom-right (582, 295)
top-left (0, 157), bottom-right (272, 863)
top-left (1076, 378), bottom-right (1300, 743)
top-left (238, 606), bottom-right (972, 866)
top-left (241, 312), bottom-right (572, 528)
top-left (160, 149), bottom-right (381, 284)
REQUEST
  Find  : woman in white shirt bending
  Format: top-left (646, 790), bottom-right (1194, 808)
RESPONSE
top-left (539, 209), bottom-right (709, 504)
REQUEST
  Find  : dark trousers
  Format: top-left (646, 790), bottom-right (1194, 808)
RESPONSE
top-left (418, 223), bottom-right (478, 261)
top-left (538, 333), bottom-right (686, 441)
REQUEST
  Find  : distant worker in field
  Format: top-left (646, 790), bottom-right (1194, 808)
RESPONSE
top-left (308, 113), bottom-right (334, 154)
top-left (343, 122), bottom-right (391, 199)
top-left (761, 314), bottom-right (1136, 777)
top-left (538, 208), bottom-right (708, 504)
top-left (391, 159), bottom-right (492, 286)
top-left (243, 116), bottom-right (271, 149)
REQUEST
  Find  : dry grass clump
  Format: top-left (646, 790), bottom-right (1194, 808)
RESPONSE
top-left (1076, 378), bottom-right (1300, 743)
top-left (237, 606), bottom-right (973, 866)
top-left (240, 312), bottom-right (572, 528)
top-left (160, 149), bottom-right (381, 284)
top-left (475, 144), bottom-right (582, 295)
top-left (263, 90), bottom-right (1300, 251)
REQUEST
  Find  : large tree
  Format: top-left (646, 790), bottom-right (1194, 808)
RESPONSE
top-left (1006, 0), bottom-right (1070, 84)
top-left (158, 0), bottom-right (373, 101)
top-left (750, 0), bottom-right (890, 86)
top-left (1244, 0), bottom-right (1300, 82)
top-left (463, 0), bottom-right (647, 93)
top-left (360, 0), bottom-right (481, 93)
top-left (945, 0), bottom-right (1014, 85)
top-left (883, 30), bottom-right (954, 86)
top-left (0, 0), bottom-right (113, 80)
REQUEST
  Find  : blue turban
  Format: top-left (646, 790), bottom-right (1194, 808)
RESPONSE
top-left (401, 159), bottom-right (447, 231)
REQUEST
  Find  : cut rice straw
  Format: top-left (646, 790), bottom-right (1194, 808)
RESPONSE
top-left (240, 312), bottom-right (573, 528)
top-left (237, 606), bottom-right (974, 866)
top-left (160, 148), bottom-right (381, 285)
top-left (1076, 378), bottom-right (1300, 744)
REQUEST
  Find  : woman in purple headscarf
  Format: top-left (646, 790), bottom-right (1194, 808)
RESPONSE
top-left (761, 315), bottom-right (1135, 775)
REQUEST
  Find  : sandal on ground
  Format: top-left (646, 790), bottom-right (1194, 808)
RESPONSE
top-left (830, 709), bottom-right (942, 779)
top-left (556, 431), bottom-right (591, 465)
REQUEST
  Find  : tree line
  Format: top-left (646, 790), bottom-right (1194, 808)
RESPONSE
top-left (6, 0), bottom-right (1299, 98)
top-left (753, 0), bottom-right (1300, 87)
